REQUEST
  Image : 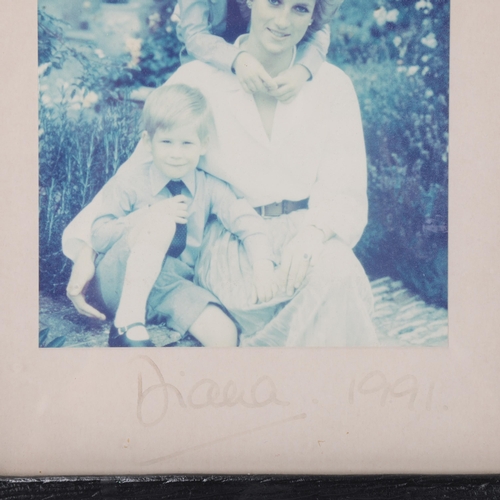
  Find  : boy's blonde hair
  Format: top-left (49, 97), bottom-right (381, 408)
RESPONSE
top-left (142, 84), bottom-right (213, 141)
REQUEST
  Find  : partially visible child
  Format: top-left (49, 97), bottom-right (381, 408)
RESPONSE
top-left (90, 84), bottom-right (277, 348)
top-left (175, 0), bottom-right (338, 103)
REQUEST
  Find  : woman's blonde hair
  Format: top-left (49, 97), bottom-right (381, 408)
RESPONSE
top-left (142, 84), bottom-right (214, 141)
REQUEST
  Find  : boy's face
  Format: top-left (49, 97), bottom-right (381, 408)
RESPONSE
top-left (144, 122), bottom-right (208, 180)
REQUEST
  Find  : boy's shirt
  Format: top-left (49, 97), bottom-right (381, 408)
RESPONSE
top-left (91, 163), bottom-right (274, 269)
top-left (176, 0), bottom-right (331, 77)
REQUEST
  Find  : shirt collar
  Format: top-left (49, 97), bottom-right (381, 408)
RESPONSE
top-left (149, 163), bottom-right (196, 197)
top-left (234, 34), bottom-right (297, 69)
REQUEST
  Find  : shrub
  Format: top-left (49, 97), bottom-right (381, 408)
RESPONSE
top-left (39, 98), bottom-right (141, 295)
top-left (38, 9), bottom-right (143, 295)
top-left (130, 0), bottom-right (183, 88)
top-left (330, 0), bottom-right (449, 306)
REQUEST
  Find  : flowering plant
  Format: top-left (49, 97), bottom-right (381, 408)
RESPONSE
top-left (38, 9), bottom-right (141, 294)
top-left (330, 0), bottom-right (449, 305)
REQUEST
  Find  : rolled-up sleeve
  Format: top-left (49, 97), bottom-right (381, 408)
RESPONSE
top-left (303, 71), bottom-right (368, 248)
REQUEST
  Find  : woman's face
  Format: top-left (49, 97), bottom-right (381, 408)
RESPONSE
top-left (249, 0), bottom-right (316, 55)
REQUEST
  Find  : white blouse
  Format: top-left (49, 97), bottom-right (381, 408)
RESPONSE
top-left (62, 59), bottom-right (368, 260)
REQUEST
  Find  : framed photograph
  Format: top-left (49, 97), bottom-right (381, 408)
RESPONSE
top-left (37, 0), bottom-right (448, 351)
top-left (0, 0), bottom-right (499, 477)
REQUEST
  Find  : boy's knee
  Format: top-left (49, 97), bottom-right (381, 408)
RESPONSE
top-left (217, 315), bottom-right (238, 347)
top-left (190, 304), bottom-right (238, 347)
top-left (209, 306), bottom-right (238, 346)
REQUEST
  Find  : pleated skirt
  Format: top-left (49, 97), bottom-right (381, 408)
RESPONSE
top-left (194, 210), bottom-right (378, 347)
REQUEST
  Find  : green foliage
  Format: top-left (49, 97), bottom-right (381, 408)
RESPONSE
top-left (330, 0), bottom-right (449, 306)
top-left (130, 0), bottom-right (183, 87)
top-left (39, 97), bottom-right (141, 295)
top-left (38, 10), bottom-right (66, 69)
top-left (38, 9), bottom-right (138, 103)
top-left (39, 326), bottom-right (66, 348)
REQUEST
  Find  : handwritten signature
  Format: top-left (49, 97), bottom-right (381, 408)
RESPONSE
top-left (134, 355), bottom-right (290, 427)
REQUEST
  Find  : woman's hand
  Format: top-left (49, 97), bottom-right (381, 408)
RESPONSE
top-left (251, 259), bottom-right (279, 304)
top-left (233, 52), bottom-right (278, 94)
top-left (278, 226), bottom-right (324, 296)
top-left (268, 65), bottom-right (311, 104)
top-left (66, 244), bottom-right (106, 320)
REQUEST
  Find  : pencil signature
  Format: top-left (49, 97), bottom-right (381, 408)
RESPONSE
top-left (134, 355), bottom-right (290, 427)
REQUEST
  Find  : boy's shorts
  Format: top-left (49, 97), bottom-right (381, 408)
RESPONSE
top-left (94, 233), bottom-right (222, 337)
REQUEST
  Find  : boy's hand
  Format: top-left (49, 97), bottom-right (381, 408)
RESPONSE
top-left (233, 52), bottom-right (278, 94)
top-left (251, 259), bottom-right (278, 304)
top-left (127, 196), bottom-right (188, 229)
top-left (268, 65), bottom-right (311, 104)
top-left (127, 196), bottom-right (189, 247)
top-left (148, 195), bottom-right (189, 224)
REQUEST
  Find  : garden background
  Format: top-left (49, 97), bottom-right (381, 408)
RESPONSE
top-left (38, 0), bottom-right (449, 346)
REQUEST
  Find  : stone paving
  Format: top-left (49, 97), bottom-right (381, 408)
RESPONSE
top-left (39, 276), bottom-right (448, 348)
top-left (370, 277), bottom-right (447, 347)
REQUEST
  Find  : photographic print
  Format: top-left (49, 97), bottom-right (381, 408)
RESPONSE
top-left (38, 0), bottom-right (449, 348)
top-left (3, 0), bottom-right (500, 477)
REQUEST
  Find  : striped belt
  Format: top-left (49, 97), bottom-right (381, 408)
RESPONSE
top-left (254, 198), bottom-right (309, 217)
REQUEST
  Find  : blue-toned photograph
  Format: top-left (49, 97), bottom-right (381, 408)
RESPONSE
top-left (38, 0), bottom-right (449, 348)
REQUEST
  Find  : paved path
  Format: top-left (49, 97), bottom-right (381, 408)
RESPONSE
top-left (39, 277), bottom-right (448, 348)
top-left (370, 277), bottom-right (447, 347)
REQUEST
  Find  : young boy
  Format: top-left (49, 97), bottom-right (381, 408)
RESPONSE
top-left (90, 84), bottom-right (277, 348)
top-left (174, 0), bottom-right (333, 103)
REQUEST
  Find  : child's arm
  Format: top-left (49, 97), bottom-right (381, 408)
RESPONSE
top-left (251, 258), bottom-right (278, 304)
top-left (91, 180), bottom-right (188, 254)
top-left (178, 0), bottom-right (276, 93)
top-left (207, 176), bottom-right (278, 303)
top-left (178, 0), bottom-right (243, 73)
top-left (269, 25), bottom-right (331, 104)
top-left (296, 24), bottom-right (331, 81)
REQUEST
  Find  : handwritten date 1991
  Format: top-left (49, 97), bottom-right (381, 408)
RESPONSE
top-left (135, 356), bottom-right (290, 427)
top-left (349, 371), bottom-right (437, 411)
